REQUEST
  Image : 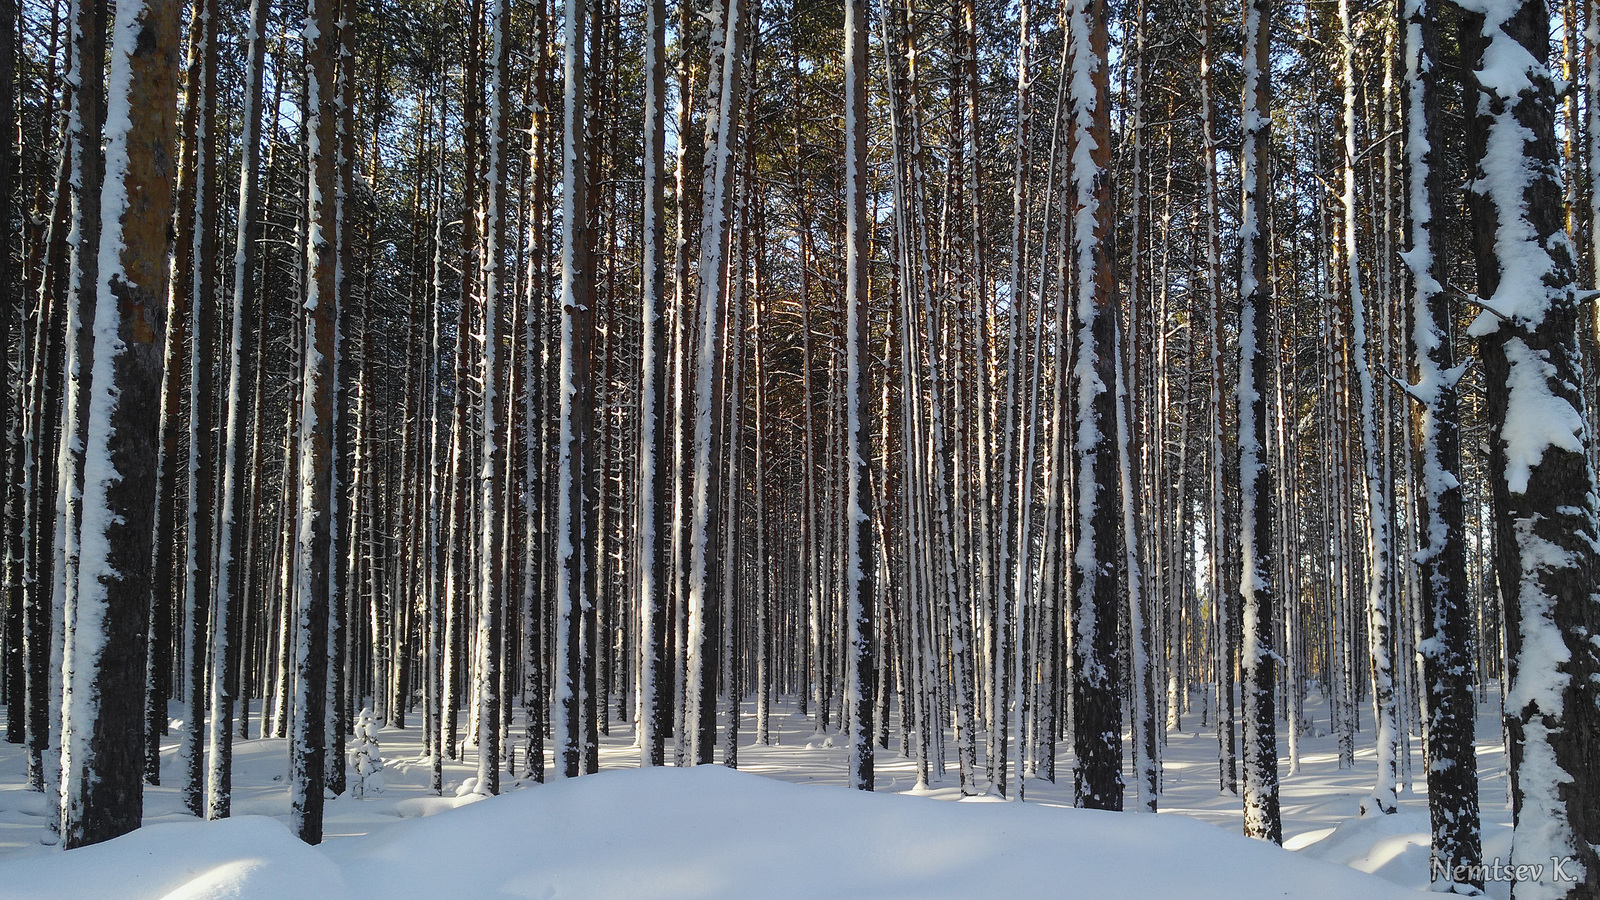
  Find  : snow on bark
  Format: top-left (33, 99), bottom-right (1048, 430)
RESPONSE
top-left (1459, 1), bottom-right (1600, 895)
top-left (843, 0), bottom-right (874, 792)
top-left (1337, 0), bottom-right (1399, 819)
top-left (1114, 320), bottom-right (1156, 813)
top-left (49, 0), bottom-right (107, 844)
top-left (553, 0), bottom-right (591, 781)
top-left (1398, 2), bottom-right (1483, 888)
top-left (685, 0), bottom-right (749, 766)
top-left (292, 0), bottom-right (340, 845)
top-left (1237, 0), bottom-right (1281, 845)
top-left (636, 0), bottom-right (668, 769)
top-left (475, 0), bottom-right (511, 797)
top-left (208, 0), bottom-right (269, 822)
top-left (1063, 0), bottom-right (1122, 812)
top-left (60, 0), bottom-right (177, 849)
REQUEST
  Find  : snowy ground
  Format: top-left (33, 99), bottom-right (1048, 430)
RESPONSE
top-left (0, 690), bottom-right (1516, 899)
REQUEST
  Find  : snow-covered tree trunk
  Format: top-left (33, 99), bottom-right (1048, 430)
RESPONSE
top-left (208, 0), bottom-right (263, 816)
top-left (685, 0), bottom-right (749, 766)
top-left (1466, 3), bottom-right (1600, 896)
top-left (1236, 0), bottom-right (1280, 845)
top-left (59, 0), bottom-right (178, 849)
top-left (1198, 0), bottom-right (1236, 796)
top-left (1399, 0), bottom-right (1482, 888)
top-left (636, 0), bottom-right (669, 768)
top-left (1338, 0), bottom-right (1399, 819)
top-left (843, 0), bottom-right (874, 791)
top-left (475, 0), bottom-right (511, 796)
top-left (520, 8), bottom-right (550, 781)
top-left (1064, 0), bottom-right (1122, 812)
top-left (51, 0), bottom-right (107, 832)
top-left (326, 0), bottom-right (360, 799)
top-left (553, 0), bottom-right (593, 781)
top-left (0, 0), bottom-right (17, 757)
top-left (145, 0), bottom-right (188, 792)
top-left (995, 0), bottom-right (1030, 801)
top-left (180, 0), bottom-right (222, 820)
top-left (172, 0), bottom-right (211, 811)
top-left (1116, 319), bottom-right (1157, 813)
top-left (291, 0), bottom-right (340, 844)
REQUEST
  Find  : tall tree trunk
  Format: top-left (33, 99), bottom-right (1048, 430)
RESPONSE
top-left (1338, 0), bottom-right (1400, 817)
top-left (1400, 0), bottom-right (1482, 887)
top-left (1199, 0), bottom-right (1236, 795)
top-left (685, 0), bottom-right (749, 766)
top-left (1237, 0), bottom-right (1281, 845)
top-left (843, 0), bottom-right (874, 791)
top-left (636, 0), bottom-right (670, 769)
top-left (554, 0), bottom-right (593, 780)
top-left (476, 0), bottom-right (512, 796)
top-left (183, 0), bottom-right (221, 821)
top-left (59, 0), bottom-right (178, 849)
top-left (291, 0), bottom-right (340, 844)
top-left (1064, 0), bottom-right (1122, 812)
top-left (1466, 3), bottom-right (1600, 896)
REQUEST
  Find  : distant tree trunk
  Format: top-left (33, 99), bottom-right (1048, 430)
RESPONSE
top-left (1116, 318), bottom-right (1157, 813)
top-left (842, 0), bottom-right (874, 793)
top-left (171, 0), bottom-right (209, 814)
top-left (59, 0), bottom-right (179, 849)
top-left (216, 0), bottom-right (270, 763)
top-left (476, 0), bottom-right (512, 796)
top-left (554, 0), bottom-right (593, 781)
top-left (636, 0), bottom-right (669, 768)
top-left (1199, 0), bottom-right (1236, 797)
top-left (1466, 3), bottom-right (1600, 896)
top-left (685, 0), bottom-right (749, 766)
top-left (1338, 0), bottom-right (1399, 818)
top-left (292, 0), bottom-right (340, 845)
top-left (1400, 0), bottom-right (1482, 888)
top-left (181, 0), bottom-right (221, 821)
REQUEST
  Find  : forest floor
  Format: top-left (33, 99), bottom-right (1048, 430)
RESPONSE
top-left (0, 690), bottom-right (1516, 899)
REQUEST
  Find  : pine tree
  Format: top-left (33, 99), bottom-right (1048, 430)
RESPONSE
top-left (1400, 0), bottom-right (1482, 888)
top-left (842, 0), bottom-right (874, 792)
top-left (59, 0), bottom-right (179, 850)
top-left (1064, 0), bottom-right (1122, 813)
top-left (636, 0), bottom-right (670, 769)
top-left (291, 0), bottom-right (341, 845)
top-left (554, 0), bottom-right (594, 781)
top-left (1236, 0), bottom-right (1280, 845)
top-left (1465, 2), bottom-right (1600, 895)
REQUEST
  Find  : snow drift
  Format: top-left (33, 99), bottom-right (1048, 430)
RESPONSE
top-left (0, 765), bottom-right (1428, 900)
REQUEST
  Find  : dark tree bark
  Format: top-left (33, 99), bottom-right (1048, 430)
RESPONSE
top-left (1401, 0), bottom-right (1482, 888)
top-left (1237, 0), bottom-right (1281, 846)
top-left (1465, 3), bottom-right (1600, 896)
top-left (1065, 0), bottom-right (1123, 813)
top-left (60, 0), bottom-right (179, 850)
top-left (292, 0), bottom-right (341, 845)
top-left (554, 0), bottom-right (593, 781)
top-left (0, 0), bottom-right (17, 751)
top-left (843, 0), bottom-right (874, 792)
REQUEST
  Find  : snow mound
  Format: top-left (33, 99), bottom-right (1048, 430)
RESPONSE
top-left (331, 766), bottom-right (1422, 900)
top-left (1289, 809), bottom-right (1433, 888)
top-left (2, 767), bottom-right (1428, 899)
top-left (0, 815), bottom-right (349, 900)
